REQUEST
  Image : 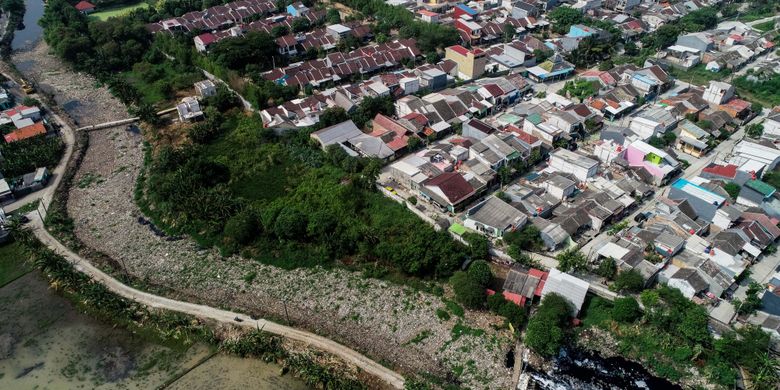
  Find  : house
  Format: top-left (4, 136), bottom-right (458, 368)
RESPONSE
top-left (762, 109), bottom-right (780, 142)
top-left (455, 18), bottom-right (483, 46)
top-left (445, 45), bottom-right (487, 80)
top-left (667, 268), bottom-right (709, 298)
top-left (370, 113), bottom-right (414, 155)
top-left (623, 140), bottom-right (681, 185)
top-left (453, 3), bottom-right (479, 18)
top-left (194, 33), bottom-right (217, 52)
top-left (194, 80), bottom-right (217, 98)
top-left (326, 24), bottom-right (352, 40)
top-left (0, 88), bottom-right (13, 110)
top-left (464, 196), bottom-right (527, 238)
top-left (502, 265), bottom-right (547, 306)
top-left (420, 172), bottom-right (476, 212)
top-left (737, 180), bottom-right (776, 207)
top-left (542, 174), bottom-right (575, 200)
top-left (462, 118), bottom-right (496, 140)
top-left (176, 97), bottom-right (204, 122)
top-left (310, 119), bottom-right (363, 151)
top-left (676, 120), bottom-right (710, 157)
top-left (3, 122), bottom-right (46, 143)
top-left (668, 178), bottom-right (727, 223)
top-left (74, 1), bottom-right (96, 14)
top-left (540, 268), bottom-right (589, 316)
top-left (532, 217), bottom-right (570, 251)
top-left (730, 140), bottom-right (780, 172)
top-left (702, 81), bottom-right (735, 105)
top-left (526, 54), bottom-right (575, 83)
top-left (286, 1), bottom-right (308, 17)
top-left (548, 149), bottom-right (598, 182)
top-left (417, 9), bottom-right (440, 23)
top-left (675, 32), bottom-right (713, 53)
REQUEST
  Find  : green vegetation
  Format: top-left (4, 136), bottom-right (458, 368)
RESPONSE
top-left (581, 287), bottom-right (778, 388)
top-left (0, 135), bottom-right (64, 178)
top-left (763, 171), bottom-right (780, 189)
top-left (668, 63), bottom-right (732, 86)
top-left (525, 293), bottom-right (571, 356)
top-left (612, 269), bottom-right (644, 293)
top-left (486, 293), bottom-right (527, 329)
top-left (555, 248), bottom-right (587, 273)
top-left (0, 241), bottom-right (33, 287)
top-left (594, 257), bottom-right (616, 279)
top-left (560, 79), bottom-right (598, 103)
top-left (734, 281), bottom-right (763, 316)
top-left (504, 225), bottom-right (544, 254)
top-left (723, 182), bottom-right (741, 200)
top-left (89, 2), bottom-right (150, 21)
top-left (140, 111), bottom-right (466, 277)
top-left (746, 123), bottom-right (764, 138)
top-left (752, 20), bottom-right (777, 33)
top-left (222, 330), bottom-right (366, 389)
top-left (733, 73), bottom-right (780, 107)
top-left (647, 132), bottom-right (677, 149)
top-left (450, 270), bottom-right (487, 309)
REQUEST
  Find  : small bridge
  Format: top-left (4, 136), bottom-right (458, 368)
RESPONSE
top-left (75, 107), bottom-right (178, 132)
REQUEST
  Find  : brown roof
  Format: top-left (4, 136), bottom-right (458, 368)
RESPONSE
top-left (424, 172), bottom-right (475, 205)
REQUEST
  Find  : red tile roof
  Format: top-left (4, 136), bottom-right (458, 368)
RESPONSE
top-left (702, 163), bottom-right (737, 179)
top-left (2, 105), bottom-right (35, 117)
top-left (483, 84), bottom-right (503, 97)
top-left (196, 32), bottom-right (216, 45)
top-left (74, 1), bottom-right (95, 11)
top-left (448, 44), bottom-right (470, 56)
top-left (515, 130), bottom-right (539, 145)
top-left (4, 122), bottom-right (46, 143)
top-left (424, 172), bottom-right (474, 204)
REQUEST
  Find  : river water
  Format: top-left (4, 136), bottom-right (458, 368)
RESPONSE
top-left (0, 266), bottom-right (309, 389)
top-left (11, 0), bottom-right (44, 51)
top-left (526, 347), bottom-right (683, 390)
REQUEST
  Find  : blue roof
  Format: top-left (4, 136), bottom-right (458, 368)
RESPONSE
top-left (671, 179), bottom-right (725, 205)
top-left (456, 3), bottom-right (478, 15)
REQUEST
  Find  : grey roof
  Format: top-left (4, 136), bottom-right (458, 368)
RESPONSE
top-left (311, 120), bottom-right (362, 146)
top-left (548, 174), bottom-right (575, 190)
top-left (671, 268), bottom-right (709, 292)
top-left (503, 265), bottom-right (541, 298)
top-left (348, 134), bottom-right (394, 159)
top-left (466, 196), bottom-right (528, 230)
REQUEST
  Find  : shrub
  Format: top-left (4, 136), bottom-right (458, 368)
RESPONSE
top-left (611, 297), bottom-right (641, 323)
top-left (467, 260), bottom-right (492, 287)
top-left (613, 270), bottom-right (644, 293)
top-left (449, 271), bottom-right (485, 309)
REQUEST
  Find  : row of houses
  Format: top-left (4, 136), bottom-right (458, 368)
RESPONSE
top-left (661, 21), bottom-right (775, 71)
top-left (261, 39), bottom-right (421, 88)
top-left (146, 0), bottom-right (280, 34)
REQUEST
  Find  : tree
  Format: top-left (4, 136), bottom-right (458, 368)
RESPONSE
top-left (746, 123), bottom-right (764, 138)
top-left (467, 259), bottom-right (493, 287)
top-left (291, 18), bottom-right (310, 33)
top-left (736, 282), bottom-right (763, 316)
top-left (723, 182), bottom-right (741, 200)
top-left (450, 271), bottom-right (486, 309)
top-left (464, 234), bottom-right (490, 261)
top-left (611, 297), bottom-right (641, 322)
top-left (504, 225), bottom-right (543, 252)
top-left (407, 136), bottom-right (421, 151)
top-left (503, 24), bottom-right (516, 43)
top-left (560, 79), bottom-right (597, 103)
top-left (525, 293), bottom-right (571, 356)
top-left (533, 49), bottom-right (551, 63)
top-left (22, 97), bottom-right (41, 107)
top-left (595, 257), bottom-right (616, 279)
top-left (318, 107), bottom-right (349, 129)
top-left (326, 8), bottom-right (341, 24)
top-left (612, 269), bottom-right (644, 293)
top-left (598, 60), bottom-right (614, 71)
top-left (271, 25), bottom-right (289, 37)
top-left (556, 249), bottom-right (587, 273)
top-left (678, 306), bottom-right (711, 345)
top-left (548, 7), bottom-right (584, 34)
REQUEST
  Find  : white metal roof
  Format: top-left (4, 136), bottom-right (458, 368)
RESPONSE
top-left (541, 268), bottom-right (589, 314)
top-left (597, 242), bottom-right (630, 260)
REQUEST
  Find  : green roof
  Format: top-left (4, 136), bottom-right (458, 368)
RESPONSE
top-left (745, 180), bottom-right (776, 197)
top-left (499, 113), bottom-right (521, 124)
top-left (527, 113), bottom-right (543, 125)
top-left (449, 223), bottom-right (467, 236)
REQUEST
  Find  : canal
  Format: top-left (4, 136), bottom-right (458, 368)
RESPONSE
top-left (11, 0), bottom-right (44, 51)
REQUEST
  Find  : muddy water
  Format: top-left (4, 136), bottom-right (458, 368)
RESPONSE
top-left (0, 270), bottom-right (309, 389)
top-left (11, 0), bottom-right (45, 51)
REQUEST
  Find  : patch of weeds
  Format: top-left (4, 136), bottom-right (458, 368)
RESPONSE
top-left (436, 308), bottom-right (451, 321)
top-left (77, 172), bottom-right (104, 188)
top-left (443, 299), bottom-right (464, 317)
top-left (450, 322), bottom-right (485, 343)
top-left (243, 271), bottom-right (257, 284)
top-left (407, 330), bottom-right (432, 345)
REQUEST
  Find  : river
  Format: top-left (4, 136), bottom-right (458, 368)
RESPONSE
top-left (0, 247), bottom-right (309, 389)
top-left (11, 0), bottom-right (44, 51)
top-left (525, 347), bottom-right (683, 390)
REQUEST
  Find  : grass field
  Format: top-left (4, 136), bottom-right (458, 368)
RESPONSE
top-left (667, 64), bottom-right (731, 87)
top-left (0, 241), bottom-right (32, 287)
top-left (89, 2), bottom-right (150, 21)
top-left (752, 20), bottom-right (777, 33)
